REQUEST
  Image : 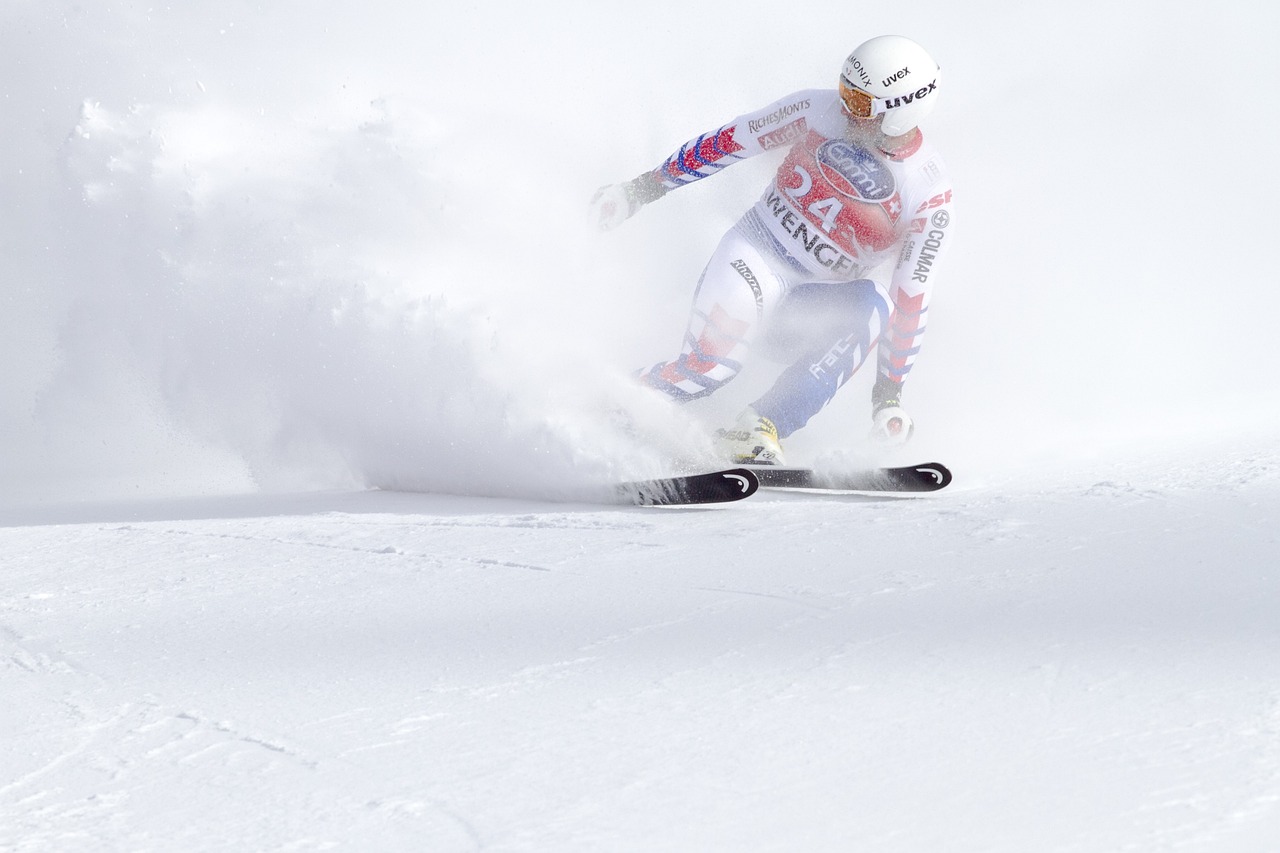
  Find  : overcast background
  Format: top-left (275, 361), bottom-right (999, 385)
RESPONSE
top-left (3, 1), bottom-right (1278, 497)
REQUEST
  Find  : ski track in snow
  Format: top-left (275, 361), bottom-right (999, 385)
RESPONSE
top-left (3, 437), bottom-right (1280, 851)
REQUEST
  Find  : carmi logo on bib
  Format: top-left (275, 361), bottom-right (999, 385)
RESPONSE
top-left (815, 140), bottom-right (895, 202)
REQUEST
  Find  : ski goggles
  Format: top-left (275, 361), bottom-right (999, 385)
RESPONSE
top-left (838, 77), bottom-right (886, 118)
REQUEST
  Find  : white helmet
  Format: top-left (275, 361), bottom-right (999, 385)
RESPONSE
top-left (839, 35), bottom-right (942, 137)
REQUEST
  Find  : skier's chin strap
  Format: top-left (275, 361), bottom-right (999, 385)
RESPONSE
top-left (879, 127), bottom-right (923, 161)
top-left (843, 121), bottom-right (922, 160)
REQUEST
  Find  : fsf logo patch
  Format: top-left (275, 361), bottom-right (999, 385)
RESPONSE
top-left (815, 140), bottom-right (895, 202)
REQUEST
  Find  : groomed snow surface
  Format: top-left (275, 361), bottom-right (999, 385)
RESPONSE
top-left (4, 1), bottom-right (1280, 850)
top-left (4, 436), bottom-right (1280, 851)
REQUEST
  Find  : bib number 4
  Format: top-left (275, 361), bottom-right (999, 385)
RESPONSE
top-left (784, 165), bottom-right (844, 235)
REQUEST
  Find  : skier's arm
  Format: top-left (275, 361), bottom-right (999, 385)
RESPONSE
top-left (589, 174), bottom-right (671, 231)
top-left (591, 91), bottom-right (820, 230)
top-left (873, 186), bottom-right (956, 429)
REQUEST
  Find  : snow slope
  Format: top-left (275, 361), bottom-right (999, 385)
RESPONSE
top-left (3, 0), bottom-right (1280, 849)
top-left (4, 436), bottom-right (1279, 851)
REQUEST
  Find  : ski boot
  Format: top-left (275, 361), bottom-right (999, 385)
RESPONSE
top-left (714, 409), bottom-right (785, 465)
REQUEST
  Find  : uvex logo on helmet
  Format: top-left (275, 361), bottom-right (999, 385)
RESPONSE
top-left (882, 67), bottom-right (910, 87)
top-left (881, 79), bottom-right (937, 111)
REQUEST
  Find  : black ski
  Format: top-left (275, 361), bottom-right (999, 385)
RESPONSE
top-left (618, 468), bottom-right (760, 506)
top-left (750, 462), bottom-right (952, 493)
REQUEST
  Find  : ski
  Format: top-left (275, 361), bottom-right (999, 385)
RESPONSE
top-left (617, 468), bottom-right (760, 506)
top-left (750, 462), bottom-right (952, 493)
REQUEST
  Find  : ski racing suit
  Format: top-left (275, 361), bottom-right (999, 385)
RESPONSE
top-left (634, 88), bottom-right (956, 440)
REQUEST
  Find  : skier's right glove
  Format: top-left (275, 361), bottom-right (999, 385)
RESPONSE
top-left (589, 172), bottom-right (669, 231)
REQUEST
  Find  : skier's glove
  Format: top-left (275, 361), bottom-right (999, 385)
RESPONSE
top-left (589, 173), bottom-right (668, 231)
top-left (870, 400), bottom-right (915, 447)
top-left (870, 374), bottom-right (914, 447)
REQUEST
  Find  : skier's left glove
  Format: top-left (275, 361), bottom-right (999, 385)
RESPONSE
top-left (869, 375), bottom-right (914, 446)
top-left (870, 402), bottom-right (915, 446)
top-left (589, 172), bottom-right (668, 231)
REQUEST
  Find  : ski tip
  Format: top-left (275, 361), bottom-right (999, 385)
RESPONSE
top-left (718, 467), bottom-right (761, 499)
top-left (618, 467), bottom-right (760, 506)
top-left (910, 462), bottom-right (952, 490)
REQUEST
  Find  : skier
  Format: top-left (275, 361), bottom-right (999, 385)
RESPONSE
top-left (590, 35), bottom-right (956, 465)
